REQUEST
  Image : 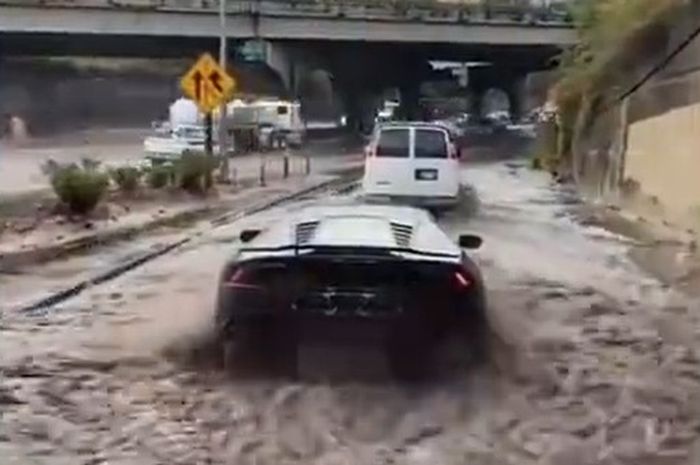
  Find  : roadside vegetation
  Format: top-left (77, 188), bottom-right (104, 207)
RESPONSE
top-left (110, 166), bottom-right (143, 194)
top-left (41, 152), bottom-right (217, 217)
top-left (176, 151), bottom-right (217, 194)
top-left (42, 159), bottom-right (110, 216)
top-left (536, 0), bottom-right (682, 174)
top-left (146, 164), bottom-right (175, 189)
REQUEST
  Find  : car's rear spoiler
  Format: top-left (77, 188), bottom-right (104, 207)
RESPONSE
top-left (238, 244), bottom-right (461, 260)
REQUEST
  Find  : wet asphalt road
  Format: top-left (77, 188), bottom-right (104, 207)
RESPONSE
top-left (2, 157), bottom-right (700, 465)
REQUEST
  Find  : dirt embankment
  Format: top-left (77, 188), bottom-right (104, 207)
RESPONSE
top-left (546, 1), bottom-right (700, 286)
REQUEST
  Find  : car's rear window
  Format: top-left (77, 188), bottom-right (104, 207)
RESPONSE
top-left (376, 129), bottom-right (409, 158)
top-left (414, 129), bottom-right (448, 159)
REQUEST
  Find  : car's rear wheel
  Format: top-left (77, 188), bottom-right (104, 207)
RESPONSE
top-left (387, 340), bottom-right (432, 381)
top-left (221, 318), bottom-right (298, 379)
top-left (386, 316), bottom-right (434, 381)
top-left (220, 322), bottom-right (265, 377)
top-left (459, 294), bottom-right (491, 367)
top-left (466, 318), bottom-right (491, 366)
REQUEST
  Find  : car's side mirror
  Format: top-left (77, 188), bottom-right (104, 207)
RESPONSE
top-left (458, 234), bottom-right (482, 249)
top-left (240, 229), bottom-right (261, 243)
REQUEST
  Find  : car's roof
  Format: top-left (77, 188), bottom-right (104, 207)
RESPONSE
top-left (238, 203), bottom-right (462, 262)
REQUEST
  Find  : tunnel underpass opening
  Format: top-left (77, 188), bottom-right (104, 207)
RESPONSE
top-left (481, 87), bottom-right (512, 118)
top-left (295, 69), bottom-right (342, 122)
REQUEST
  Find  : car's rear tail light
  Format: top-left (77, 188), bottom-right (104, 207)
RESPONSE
top-left (223, 267), bottom-right (263, 290)
top-left (453, 270), bottom-right (472, 289)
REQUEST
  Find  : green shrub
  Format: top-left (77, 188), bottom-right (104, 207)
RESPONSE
top-left (110, 166), bottom-right (142, 193)
top-left (176, 152), bottom-right (216, 193)
top-left (45, 159), bottom-right (109, 215)
top-left (80, 157), bottom-right (101, 172)
top-left (146, 164), bottom-right (174, 189)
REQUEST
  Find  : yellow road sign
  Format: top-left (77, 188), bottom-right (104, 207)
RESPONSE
top-left (181, 53), bottom-right (236, 113)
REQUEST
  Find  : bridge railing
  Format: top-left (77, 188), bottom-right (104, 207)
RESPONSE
top-left (0, 0), bottom-right (573, 25)
top-left (259, 0), bottom-right (574, 25)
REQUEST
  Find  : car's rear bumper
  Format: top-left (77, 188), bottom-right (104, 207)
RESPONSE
top-left (216, 298), bottom-right (404, 327)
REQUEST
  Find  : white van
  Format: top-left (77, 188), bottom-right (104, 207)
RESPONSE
top-left (362, 122), bottom-right (460, 209)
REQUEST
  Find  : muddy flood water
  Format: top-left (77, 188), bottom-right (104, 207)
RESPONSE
top-left (1, 160), bottom-right (700, 465)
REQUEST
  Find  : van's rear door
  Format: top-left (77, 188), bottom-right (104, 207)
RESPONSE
top-left (363, 128), bottom-right (413, 196)
top-left (410, 128), bottom-right (459, 198)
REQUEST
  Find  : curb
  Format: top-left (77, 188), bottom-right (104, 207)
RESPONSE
top-left (0, 174), bottom-right (340, 272)
top-left (0, 203), bottom-right (225, 272)
top-left (17, 174), bottom-right (357, 313)
top-left (0, 163), bottom-right (364, 272)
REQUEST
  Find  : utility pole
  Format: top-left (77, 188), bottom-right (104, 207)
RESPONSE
top-left (218, 0), bottom-right (230, 182)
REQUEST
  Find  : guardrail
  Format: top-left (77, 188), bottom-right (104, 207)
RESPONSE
top-left (0, 0), bottom-right (574, 25)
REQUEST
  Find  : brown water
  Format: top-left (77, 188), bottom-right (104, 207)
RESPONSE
top-left (1, 160), bottom-right (699, 465)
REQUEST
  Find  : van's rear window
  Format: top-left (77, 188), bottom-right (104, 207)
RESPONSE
top-left (376, 129), bottom-right (409, 158)
top-left (415, 129), bottom-right (448, 159)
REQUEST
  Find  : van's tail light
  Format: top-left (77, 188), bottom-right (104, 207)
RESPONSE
top-left (223, 267), bottom-right (264, 290)
top-left (453, 270), bottom-right (472, 290)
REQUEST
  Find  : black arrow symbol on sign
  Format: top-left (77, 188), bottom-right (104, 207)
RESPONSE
top-left (193, 71), bottom-right (204, 101)
top-left (209, 71), bottom-right (223, 94)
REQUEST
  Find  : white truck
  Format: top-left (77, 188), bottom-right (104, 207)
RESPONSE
top-left (224, 98), bottom-right (306, 148)
top-left (374, 100), bottom-right (399, 125)
top-left (144, 97), bottom-right (305, 160)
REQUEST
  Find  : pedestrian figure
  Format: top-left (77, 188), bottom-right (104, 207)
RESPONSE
top-left (6, 114), bottom-right (28, 143)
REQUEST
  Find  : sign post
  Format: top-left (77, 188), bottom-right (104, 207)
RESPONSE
top-left (180, 53), bottom-right (236, 158)
top-left (204, 113), bottom-right (214, 156)
top-left (218, 0), bottom-right (230, 181)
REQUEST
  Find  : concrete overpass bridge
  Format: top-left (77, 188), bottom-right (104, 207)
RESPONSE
top-left (0, 0), bottom-right (575, 54)
top-left (0, 0), bottom-right (576, 132)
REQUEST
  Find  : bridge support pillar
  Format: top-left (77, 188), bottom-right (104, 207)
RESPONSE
top-left (338, 86), bottom-right (379, 133)
top-left (506, 74), bottom-right (527, 121)
top-left (398, 81), bottom-right (421, 120)
top-left (467, 65), bottom-right (531, 120)
top-left (263, 41), bottom-right (311, 98)
top-left (468, 88), bottom-right (484, 119)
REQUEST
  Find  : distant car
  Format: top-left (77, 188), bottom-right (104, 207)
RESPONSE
top-left (455, 113), bottom-right (471, 126)
top-left (506, 122), bottom-right (537, 139)
top-left (215, 203), bottom-right (488, 379)
top-left (362, 122), bottom-right (461, 210)
top-left (143, 124), bottom-right (213, 163)
top-left (484, 112), bottom-right (511, 132)
top-left (432, 119), bottom-right (464, 141)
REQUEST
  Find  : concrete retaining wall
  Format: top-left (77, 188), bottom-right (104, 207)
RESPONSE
top-left (0, 60), bottom-right (181, 135)
top-left (0, 59), bottom-right (304, 137)
top-left (572, 3), bottom-right (700, 222)
top-left (625, 70), bottom-right (700, 215)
